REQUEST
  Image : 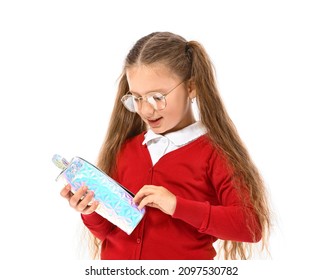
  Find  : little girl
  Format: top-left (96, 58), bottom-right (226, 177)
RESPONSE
top-left (60, 31), bottom-right (271, 260)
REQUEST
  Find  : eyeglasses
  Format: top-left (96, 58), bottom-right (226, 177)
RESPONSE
top-left (121, 81), bottom-right (185, 113)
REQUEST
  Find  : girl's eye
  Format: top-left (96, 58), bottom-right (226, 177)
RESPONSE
top-left (153, 94), bottom-right (164, 101)
top-left (133, 97), bottom-right (141, 103)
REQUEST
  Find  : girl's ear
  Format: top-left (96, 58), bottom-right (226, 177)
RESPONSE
top-left (187, 79), bottom-right (196, 99)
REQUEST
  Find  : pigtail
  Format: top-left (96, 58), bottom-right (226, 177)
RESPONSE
top-left (188, 41), bottom-right (246, 167)
top-left (188, 40), bottom-right (271, 259)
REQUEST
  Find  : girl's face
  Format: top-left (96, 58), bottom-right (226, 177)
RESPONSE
top-left (126, 64), bottom-right (196, 134)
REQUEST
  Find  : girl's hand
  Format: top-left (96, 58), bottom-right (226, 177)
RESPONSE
top-left (60, 184), bottom-right (99, 215)
top-left (133, 185), bottom-right (177, 215)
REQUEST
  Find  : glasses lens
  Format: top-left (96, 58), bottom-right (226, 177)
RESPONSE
top-left (121, 92), bottom-right (166, 112)
top-left (147, 93), bottom-right (166, 110)
top-left (121, 95), bottom-right (136, 112)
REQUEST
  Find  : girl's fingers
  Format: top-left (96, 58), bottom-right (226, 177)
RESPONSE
top-left (133, 185), bottom-right (154, 204)
top-left (60, 184), bottom-right (99, 214)
top-left (82, 200), bottom-right (99, 215)
top-left (68, 186), bottom-right (88, 208)
top-left (133, 185), bottom-right (177, 215)
top-left (136, 195), bottom-right (151, 210)
top-left (75, 190), bottom-right (94, 211)
top-left (60, 184), bottom-right (72, 199)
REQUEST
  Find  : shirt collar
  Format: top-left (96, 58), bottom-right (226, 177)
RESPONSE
top-left (142, 121), bottom-right (207, 146)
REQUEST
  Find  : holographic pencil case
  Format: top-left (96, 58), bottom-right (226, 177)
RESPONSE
top-left (52, 154), bottom-right (145, 235)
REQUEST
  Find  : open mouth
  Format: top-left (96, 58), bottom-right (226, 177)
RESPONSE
top-left (148, 117), bottom-right (162, 127)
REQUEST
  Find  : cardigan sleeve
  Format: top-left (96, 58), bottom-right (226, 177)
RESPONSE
top-left (172, 149), bottom-right (262, 243)
top-left (81, 212), bottom-right (114, 241)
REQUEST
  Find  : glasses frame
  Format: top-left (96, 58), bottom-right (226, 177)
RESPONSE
top-left (121, 80), bottom-right (185, 113)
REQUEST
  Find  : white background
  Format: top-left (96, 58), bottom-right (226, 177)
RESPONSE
top-left (1, 0), bottom-right (322, 278)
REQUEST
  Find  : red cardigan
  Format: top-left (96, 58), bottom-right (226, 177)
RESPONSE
top-left (81, 133), bottom-right (261, 259)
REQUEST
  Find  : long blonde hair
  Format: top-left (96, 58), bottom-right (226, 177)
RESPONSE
top-left (90, 32), bottom-right (271, 259)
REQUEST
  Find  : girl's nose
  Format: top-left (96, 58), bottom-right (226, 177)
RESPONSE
top-left (139, 100), bottom-right (155, 117)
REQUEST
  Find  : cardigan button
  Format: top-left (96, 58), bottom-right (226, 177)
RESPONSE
top-left (136, 238), bottom-right (141, 244)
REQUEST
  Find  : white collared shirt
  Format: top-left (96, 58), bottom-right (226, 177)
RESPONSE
top-left (142, 122), bottom-right (207, 165)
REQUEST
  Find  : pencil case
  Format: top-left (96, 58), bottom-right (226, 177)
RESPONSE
top-left (52, 154), bottom-right (145, 235)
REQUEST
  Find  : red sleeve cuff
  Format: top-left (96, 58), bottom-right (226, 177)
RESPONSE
top-left (81, 212), bottom-right (106, 225)
top-left (81, 212), bottom-right (114, 241)
top-left (172, 196), bottom-right (210, 231)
